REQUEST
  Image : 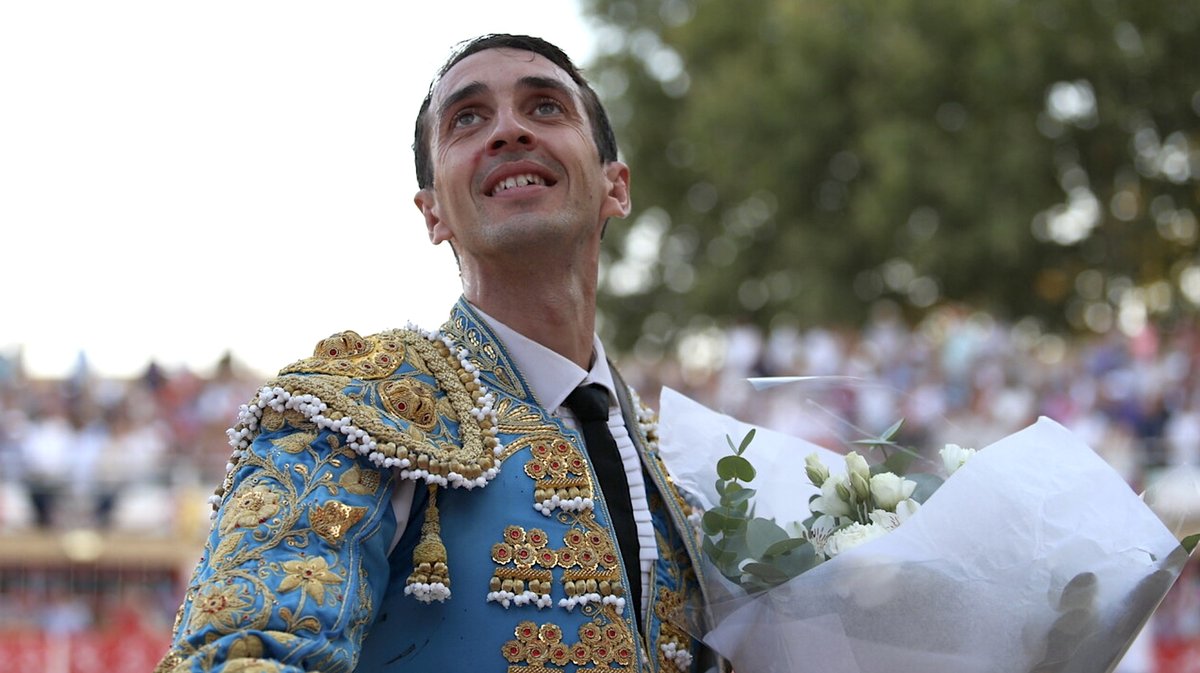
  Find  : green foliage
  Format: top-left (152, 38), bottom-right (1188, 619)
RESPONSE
top-left (1183, 533), bottom-right (1199, 555)
top-left (703, 430), bottom-right (821, 589)
top-left (583, 0), bottom-right (1200, 352)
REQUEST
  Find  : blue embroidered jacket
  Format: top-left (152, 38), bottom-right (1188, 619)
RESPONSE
top-left (157, 300), bottom-right (709, 673)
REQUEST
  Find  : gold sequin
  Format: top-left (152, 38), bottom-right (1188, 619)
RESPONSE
top-left (309, 501), bottom-right (366, 545)
top-left (338, 465), bottom-right (381, 495)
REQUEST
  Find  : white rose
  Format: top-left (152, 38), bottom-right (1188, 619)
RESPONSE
top-left (869, 472), bottom-right (917, 511)
top-left (894, 498), bottom-right (921, 524)
top-left (811, 476), bottom-right (853, 518)
top-left (825, 522), bottom-right (889, 558)
top-left (940, 443), bottom-right (977, 476)
top-left (868, 508), bottom-right (900, 531)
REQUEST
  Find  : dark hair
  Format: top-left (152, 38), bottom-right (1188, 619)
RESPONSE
top-left (413, 34), bottom-right (618, 189)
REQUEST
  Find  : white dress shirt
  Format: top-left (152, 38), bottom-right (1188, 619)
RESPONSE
top-left (387, 307), bottom-right (658, 613)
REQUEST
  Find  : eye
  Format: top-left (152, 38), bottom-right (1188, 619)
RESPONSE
top-left (532, 98), bottom-right (565, 116)
top-left (451, 109), bottom-right (482, 129)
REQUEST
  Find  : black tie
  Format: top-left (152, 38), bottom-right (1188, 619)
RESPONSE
top-left (563, 384), bottom-right (641, 626)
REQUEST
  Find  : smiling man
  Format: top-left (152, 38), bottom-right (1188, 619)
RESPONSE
top-left (157, 35), bottom-right (710, 673)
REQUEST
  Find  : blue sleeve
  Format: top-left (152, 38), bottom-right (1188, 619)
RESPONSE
top-left (157, 422), bottom-right (399, 673)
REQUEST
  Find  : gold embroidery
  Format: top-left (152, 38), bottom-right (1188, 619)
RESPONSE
top-left (221, 660), bottom-right (289, 673)
top-left (379, 378), bottom-right (438, 430)
top-left (212, 532), bottom-right (245, 568)
top-left (226, 634), bottom-right (265, 659)
top-left (153, 650), bottom-right (182, 673)
top-left (278, 556), bottom-right (342, 603)
top-left (223, 354), bottom-right (494, 502)
top-left (260, 406), bottom-right (312, 434)
top-left (519, 436), bottom-right (594, 507)
top-left (279, 330), bottom-right (407, 380)
top-left (502, 611), bottom-right (635, 671)
top-left (338, 465), bottom-right (380, 495)
top-left (310, 501), bottom-right (366, 545)
top-left (490, 526), bottom-right (555, 601)
top-left (272, 431), bottom-right (317, 454)
top-left (187, 582), bottom-right (255, 633)
top-left (220, 484), bottom-right (284, 535)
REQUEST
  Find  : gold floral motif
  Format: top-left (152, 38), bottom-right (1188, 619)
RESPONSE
top-left (379, 377), bottom-right (438, 430)
top-left (520, 436), bottom-right (593, 505)
top-left (338, 465), bottom-right (381, 495)
top-left (221, 660), bottom-right (289, 673)
top-left (260, 407), bottom-right (312, 433)
top-left (226, 634), bottom-right (265, 660)
top-left (490, 526), bottom-right (554, 597)
top-left (316, 330), bottom-right (372, 359)
top-left (309, 501), bottom-right (366, 545)
top-left (501, 611), bottom-right (635, 671)
top-left (212, 532), bottom-right (245, 568)
top-left (271, 431), bottom-right (317, 454)
top-left (220, 484), bottom-right (283, 535)
top-left (278, 556), bottom-right (343, 603)
top-left (187, 582), bottom-right (254, 633)
top-left (279, 330), bottom-right (408, 381)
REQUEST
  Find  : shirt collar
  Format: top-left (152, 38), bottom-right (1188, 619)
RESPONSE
top-left (471, 304), bottom-right (617, 412)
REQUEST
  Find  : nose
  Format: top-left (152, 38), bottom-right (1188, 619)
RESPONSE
top-left (486, 108), bottom-right (536, 153)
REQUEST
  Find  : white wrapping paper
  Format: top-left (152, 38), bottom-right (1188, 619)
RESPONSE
top-left (657, 387), bottom-right (1190, 673)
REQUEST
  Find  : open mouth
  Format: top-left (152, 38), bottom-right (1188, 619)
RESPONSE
top-left (487, 172), bottom-right (556, 197)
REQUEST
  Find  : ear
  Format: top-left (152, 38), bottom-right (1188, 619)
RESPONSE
top-left (599, 161), bottom-right (632, 222)
top-left (415, 188), bottom-right (451, 244)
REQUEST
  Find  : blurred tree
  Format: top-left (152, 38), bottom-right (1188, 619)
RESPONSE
top-left (583, 0), bottom-right (1200, 356)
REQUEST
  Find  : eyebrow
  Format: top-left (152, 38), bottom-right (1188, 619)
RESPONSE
top-left (436, 76), bottom-right (577, 123)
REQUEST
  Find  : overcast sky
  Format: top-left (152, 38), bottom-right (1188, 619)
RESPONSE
top-left (0, 2), bottom-right (597, 378)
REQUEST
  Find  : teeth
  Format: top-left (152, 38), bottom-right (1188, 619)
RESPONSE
top-left (491, 173), bottom-right (546, 195)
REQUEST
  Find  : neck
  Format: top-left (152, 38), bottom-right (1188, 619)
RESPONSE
top-left (461, 258), bottom-right (598, 369)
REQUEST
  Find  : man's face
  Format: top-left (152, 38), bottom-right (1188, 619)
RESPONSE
top-left (415, 48), bottom-right (629, 261)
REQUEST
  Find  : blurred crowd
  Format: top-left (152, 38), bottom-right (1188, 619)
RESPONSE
top-left (3, 306), bottom-right (1198, 534)
top-left (0, 353), bottom-right (256, 532)
top-left (628, 304), bottom-right (1200, 488)
top-left (0, 306), bottom-right (1197, 667)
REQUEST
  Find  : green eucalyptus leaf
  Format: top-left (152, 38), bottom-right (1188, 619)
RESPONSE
top-left (745, 517), bottom-right (789, 558)
top-left (763, 536), bottom-right (809, 558)
top-left (874, 450), bottom-right (915, 475)
top-left (725, 487), bottom-right (757, 506)
top-left (1183, 533), bottom-right (1199, 554)
top-left (879, 419), bottom-right (904, 442)
top-left (737, 429), bottom-right (757, 455)
top-left (716, 456), bottom-right (738, 481)
top-left (718, 455), bottom-right (756, 482)
top-left (702, 510), bottom-right (731, 534)
top-left (741, 562), bottom-right (791, 585)
top-left (774, 542), bottom-right (822, 577)
top-left (907, 472), bottom-right (944, 504)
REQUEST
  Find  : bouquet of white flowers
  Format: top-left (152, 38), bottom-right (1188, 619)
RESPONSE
top-left (657, 385), bottom-right (1194, 673)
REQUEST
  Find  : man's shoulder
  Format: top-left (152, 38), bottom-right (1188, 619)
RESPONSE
top-left (237, 326), bottom-right (501, 489)
top-left (277, 328), bottom-right (425, 381)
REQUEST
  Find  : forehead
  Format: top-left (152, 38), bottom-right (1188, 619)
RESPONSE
top-left (431, 47), bottom-right (581, 109)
